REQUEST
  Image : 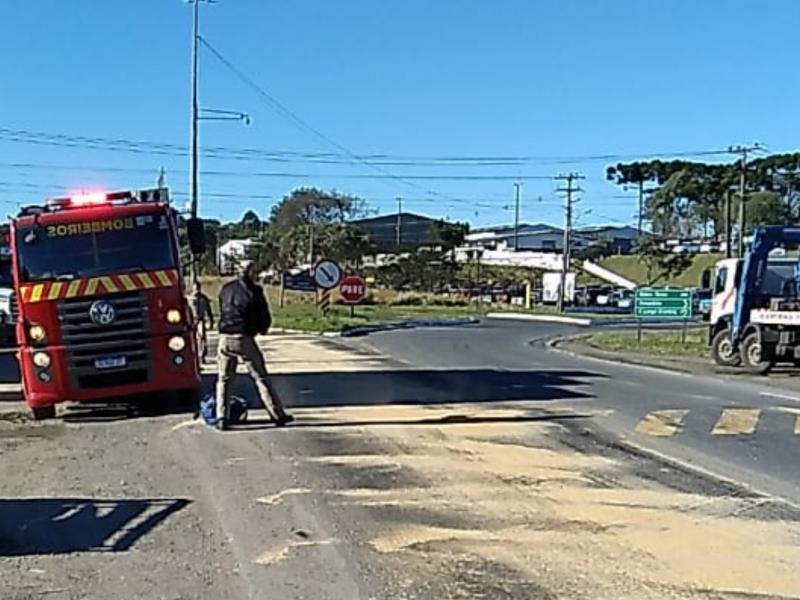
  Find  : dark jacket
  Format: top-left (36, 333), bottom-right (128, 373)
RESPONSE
top-left (218, 277), bottom-right (272, 336)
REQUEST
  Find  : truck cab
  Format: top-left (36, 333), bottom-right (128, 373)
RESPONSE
top-left (708, 255), bottom-right (798, 367)
top-left (11, 188), bottom-right (201, 419)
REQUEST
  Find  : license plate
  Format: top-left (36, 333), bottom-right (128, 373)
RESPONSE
top-left (94, 355), bottom-right (126, 370)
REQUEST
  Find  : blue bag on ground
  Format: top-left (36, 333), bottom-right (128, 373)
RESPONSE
top-left (199, 394), bottom-right (248, 426)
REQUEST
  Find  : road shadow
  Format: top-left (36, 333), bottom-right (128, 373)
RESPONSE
top-left (271, 369), bottom-right (602, 408)
top-left (0, 497), bottom-right (190, 556)
top-left (60, 368), bottom-right (602, 424)
top-left (232, 410), bottom-right (591, 432)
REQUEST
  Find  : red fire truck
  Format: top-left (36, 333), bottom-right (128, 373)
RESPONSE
top-left (10, 188), bottom-right (201, 419)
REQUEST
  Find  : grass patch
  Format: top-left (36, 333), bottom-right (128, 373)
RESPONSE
top-left (583, 328), bottom-right (708, 358)
top-left (271, 302), bottom-right (485, 333)
top-left (590, 254), bottom-right (722, 288)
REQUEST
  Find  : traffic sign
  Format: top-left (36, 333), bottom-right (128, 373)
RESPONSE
top-left (313, 259), bottom-right (342, 290)
top-left (339, 276), bottom-right (366, 304)
top-left (634, 288), bottom-right (693, 319)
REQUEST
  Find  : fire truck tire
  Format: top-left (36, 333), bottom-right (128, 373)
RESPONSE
top-left (31, 405), bottom-right (56, 420)
top-left (710, 328), bottom-right (741, 367)
top-left (741, 332), bottom-right (774, 375)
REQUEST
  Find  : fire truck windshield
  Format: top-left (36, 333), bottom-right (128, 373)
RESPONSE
top-left (15, 213), bottom-right (176, 282)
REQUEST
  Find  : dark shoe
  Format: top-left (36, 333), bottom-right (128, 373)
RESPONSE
top-left (216, 419), bottom-right (228, 431)
top-left (275, 414), bottom-right (295, 428)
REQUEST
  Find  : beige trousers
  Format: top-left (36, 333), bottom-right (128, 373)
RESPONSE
top-left (215, 334), bottom-right (286, 422)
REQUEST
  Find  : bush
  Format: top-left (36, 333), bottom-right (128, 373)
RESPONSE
top-left (426, 295), bottom-right (469, 307)
top-left (389, 293), bottom-right (426, 306)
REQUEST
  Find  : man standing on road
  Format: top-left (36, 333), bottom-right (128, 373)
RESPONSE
top-left (188, 281), bottom-right (214, 363)
top-left (216, 260), bottom-right (293, 430)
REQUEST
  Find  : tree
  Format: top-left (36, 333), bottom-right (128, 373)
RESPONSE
top-left (430, 220), bottom-right (468, 262)
top-left (268, 188), bottom-right (364, 235)
top-left (634, 236), bottom-right (692, 286)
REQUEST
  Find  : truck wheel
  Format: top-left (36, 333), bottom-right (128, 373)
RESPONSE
top-left (710, 328), bottom-right (740, 367)
top-left (31, 405), bottom-right (56, 420)
top-left (741, 332), bottom-right (774, 375)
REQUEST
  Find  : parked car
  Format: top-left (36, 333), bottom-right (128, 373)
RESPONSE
top-left (611, 289), bottom-right (634, 310)
top-left (595, 286), bottom-right (614, 306)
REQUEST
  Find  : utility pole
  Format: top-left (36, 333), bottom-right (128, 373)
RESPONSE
top-left (513, 182), bottom-right (522, 250)
top-left (189, 0), bottom-right (201, 284)
top-left (637, 180), bottom-right (644, 235)
top-left (396, 197), bottom-right (402, 250)
top-left (724, 188), bottom-right (732, 259)
top-left (729, 143), bottom-right (763, 258)
top-left (555, 173), bottom-right (584, 313)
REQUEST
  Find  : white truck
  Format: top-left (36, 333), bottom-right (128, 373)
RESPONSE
top-left (708, 227), bottom-right (800, 373)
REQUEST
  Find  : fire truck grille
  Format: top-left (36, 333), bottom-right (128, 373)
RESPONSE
top-left (9, 292), bottom-right (18, 321)
top-left (58, 291), bottom-right (151, 390)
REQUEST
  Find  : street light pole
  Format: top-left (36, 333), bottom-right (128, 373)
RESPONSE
top-left (189, 0), bottom-right (200, 284)
top-left (513, 182), bottom-right (521, 250)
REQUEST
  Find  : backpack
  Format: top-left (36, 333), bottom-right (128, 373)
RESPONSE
top-left (199, 393), bottom-right (249, 426)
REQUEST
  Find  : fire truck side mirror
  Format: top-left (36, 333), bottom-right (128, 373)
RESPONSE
top-left (700, 268), bottom-right (711, 290)
top-left (187, 218), bottom-right (206, 255)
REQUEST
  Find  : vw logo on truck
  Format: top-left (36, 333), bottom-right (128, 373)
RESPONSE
top-left (89, 300), bottom-right (116, 326)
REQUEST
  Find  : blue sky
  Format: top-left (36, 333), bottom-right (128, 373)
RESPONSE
top-left (0, 0), bottom-right (797, 227)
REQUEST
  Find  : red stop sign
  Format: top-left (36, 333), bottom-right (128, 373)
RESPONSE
top-left (339, 276), bottom-right (366, 304)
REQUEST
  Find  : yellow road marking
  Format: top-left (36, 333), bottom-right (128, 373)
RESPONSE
top-left (118, 274), bottom-right (137, 291)
top-left (137, 272), bottom-right (155, 289)
top-left (635, 410), bottom-right (689, 437)
top-left (711, 408), bottom-right (760, 435)
top-left (775, 407), bottom-right (800, 434)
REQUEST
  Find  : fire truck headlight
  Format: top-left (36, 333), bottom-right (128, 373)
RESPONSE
top-left (166, 309), bottom-right (182, 324)
top-left (32, 351), bottom-right (51, 368)
top-left (168, 336), bottom-right (186, 352)
top-left (29, 324), bottom-right (46, 342)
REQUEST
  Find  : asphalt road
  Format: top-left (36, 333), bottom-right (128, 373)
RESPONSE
top-left (4, 323), bottom-right (800, 599)
top-left (355, 319), bottom-right (800, 504)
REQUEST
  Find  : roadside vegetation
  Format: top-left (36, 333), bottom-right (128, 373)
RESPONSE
top-left (582, 329), bottom-right (707, 359)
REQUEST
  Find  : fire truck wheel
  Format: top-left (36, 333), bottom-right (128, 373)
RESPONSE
top-left (741, 332), bottom-right (774, 375)
top-left (31, 405), bottom-right (56, 420)
top-left (710, 328), bottom-right (741, 367)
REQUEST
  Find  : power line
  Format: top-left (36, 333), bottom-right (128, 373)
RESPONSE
top-left (0, 126), bottom-right (737, 166)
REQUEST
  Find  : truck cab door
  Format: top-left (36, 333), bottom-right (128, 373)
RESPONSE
top-left (710, 259), bottom-right (740, 326)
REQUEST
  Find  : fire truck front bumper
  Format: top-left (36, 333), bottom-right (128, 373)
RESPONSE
top-left (21, 336), bottom-right (201, 408)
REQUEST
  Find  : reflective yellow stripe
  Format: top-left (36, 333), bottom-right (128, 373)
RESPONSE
top-left (47, 282), bottom-right (64, 301)
top-left (155, 270), bottom-right (172, 287)
top-left (20, 286), bottom-right (30, 302)
top-left (137, 272), bottom-right (155, 289)
top-left (84, 278), bottom-right (100, 296)
top-left (65, 279), bottom-right (82, 298)
top-left (30, 284), bottom-right (44, 303)
top-left (99, 276), bottom-right (118, 294)
top-left (118, 274), bottom-right (137, 291)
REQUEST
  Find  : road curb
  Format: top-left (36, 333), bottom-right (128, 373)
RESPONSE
top-left (546, 334), bottom-right (698, 376)
top-left (486, 312), bottom-right (591, 326)
top-left (340, 317), bottom-right (481, 338)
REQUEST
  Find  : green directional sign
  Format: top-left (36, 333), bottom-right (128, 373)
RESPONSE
top-left (635, 288), bottom-right (693, 319)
